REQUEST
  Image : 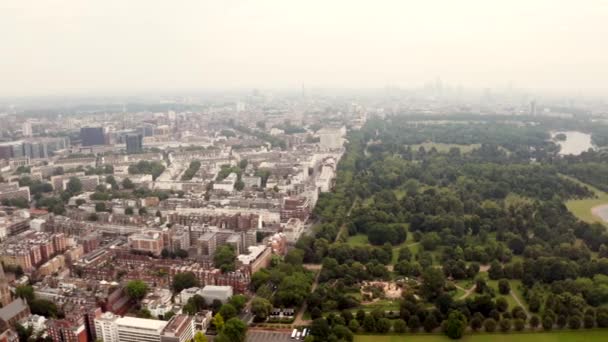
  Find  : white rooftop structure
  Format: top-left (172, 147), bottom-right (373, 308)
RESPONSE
top-left (237, 245), bottom-right (267, 265)
top-left (200, 285), bottom-right (233, 304)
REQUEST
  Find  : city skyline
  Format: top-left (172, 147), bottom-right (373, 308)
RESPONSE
top-left (1, 0), bottom-right (608, 97)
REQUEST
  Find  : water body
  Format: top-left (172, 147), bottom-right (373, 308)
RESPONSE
top-left (552, 131), bottom-right (594, 156)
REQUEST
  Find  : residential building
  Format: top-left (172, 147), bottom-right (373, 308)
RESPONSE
top-left (128, 231), bottom-right (164, 256)
top-left (0, 298), bottom-right (30, 327)
top-left (0, 265), bottom-right (11, 307)
top-left (160, 315), bottom-right (194, 342)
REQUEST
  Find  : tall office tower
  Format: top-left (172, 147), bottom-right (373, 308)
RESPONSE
top-left (80, 127), bottom-right (105, 146)
top-left (0, 264), bottom-right (12, 306)
top-left (22, 121), bottom-right (32, 137)
top-left (125, 133), bottom-right (143, 154)
top-left (530, 100), bottom-right (537, 116)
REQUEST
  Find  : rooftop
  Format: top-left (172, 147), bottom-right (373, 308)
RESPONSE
top-left (116, 316), bottom-right (168, 332)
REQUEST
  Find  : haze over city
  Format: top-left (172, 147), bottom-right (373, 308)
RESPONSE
top-left (2, 2), bottom-right (608, 342)
top-left (2, 0), bottom-right (608, 96)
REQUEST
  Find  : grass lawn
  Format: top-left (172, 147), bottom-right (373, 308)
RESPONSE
top-left (410, 142), bottom-right (481, 154)
top-left (356, 299), bottom-right (401, 312)
top-left (347, 234), bottom-right (370, 246)
top-left (355, 330), bottom-right (608, 342)
top-left (562, 175), bottom-right (608, 226)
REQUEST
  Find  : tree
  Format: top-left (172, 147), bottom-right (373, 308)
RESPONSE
top-left (193, 331), bottom-right (208, 342)
top-left (125, 207), bottom-right (134, 215)
top-left (499, 319), bottom-right (511, 332)
top-left (229, 295), bottom-right (247, 312)
top-left (368, 317), bottom-right (387, 334)
top-left (597, 309), bottom-right (608, 327)
top-left (214, 245), bottom-right (236, 273)
top-left (29, 299), bottom-right (58, 317)
top-left (15, 285), bottom-right (35, 302)
top-left (172, 272), bottom-right (199, 293)
top-left (122, 178), bottom-right (135, 189)
top-left (542, 316), bottom-right (554, 330)
top-left (530, 315), bottom-right (540, 329)
top-left (496, 297), bottom-right (508, 312)
top-left (514, 318), bottom-right (525, 331)
top-left (95, 202), bottom-right (107, 212)
top-left (470, 316), bottom-right (483, 331)
top-left (398, 246), bottom-right (412, 262)
top-left (421, 268), bottom-right (445, 300)
top-left (213, 313), bottom-right (225, 332)
top-left (66, 177), bottom-right (82, 194)
top-left (424, 314), bottom-right (439, 332)
top-left (163, 311), bottom-right (175, 321)
top-left (139, 207), bottom-right (148, 215)
top-left (445, 311), bottom-right (467, 339)
top-left (584, 315), bottom-right (595, 329)
top-left (125, 280), bottom-right (149, 301)
top-left (219, 318), bottom-right (247, 342)
top-left (219, 303), bottom-right (237, 320)
top-left (333, 325), bottom-right (354, 342)
top-left (138, 308), bottom-right (153, 318)
top-left (568, 316), bottom-right (581, 329)
top-left (488, 261), bottom-right (504, 280)
top-left (408, 315), bottom-right (421, 332)
top-left (275, 273), bottom-right (311, 307)
top-left (484, 318), bottom-right (497, 332)
top-left (348, 319), bottom-right (360, 333)
top-left (311, 318), bottom-right (331, 339)
top-left (363, 314), bottom-right (376, 332)
top-left (393, 318), bottom-right (406, 333)
top-left (498, 279), bottom-right (510, 294)
top-left (251, 297), bottom-right (272, 320)
top-left (421, 232), bottom-right (441, 251)
top-left (234, 180), bottom-right (245, 191)
top-left (284, 249), bottom-right (304, 266)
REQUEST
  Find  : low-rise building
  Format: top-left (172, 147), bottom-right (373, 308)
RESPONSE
top-left (160, 315), bottom-right (194, 342)
top-left (200, 286), bottom-right (233, 304)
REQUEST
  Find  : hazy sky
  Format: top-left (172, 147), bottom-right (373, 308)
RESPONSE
top-left (1, 0), bottom-right (608, 96)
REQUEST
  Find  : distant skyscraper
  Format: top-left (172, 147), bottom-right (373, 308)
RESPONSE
top-left (80, 127), bottom-right (105, 146)
top-left (125, 133), bottom-right (143, 154)
top-left (22, 121), bottom-right (32, 137)
top-left (0, 264), bottom-right (12, 307)
top-left (530, 100), bottom-right (537, 116)
top-left (236, 101), bottom-right (246, 112)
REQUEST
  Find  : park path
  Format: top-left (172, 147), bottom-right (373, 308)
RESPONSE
top-left (510, 290), bottom-right (530, 317)
top-left (293, 264), bottom-right (323, 326)
top-left (454, 284), bottom-right (477, 300)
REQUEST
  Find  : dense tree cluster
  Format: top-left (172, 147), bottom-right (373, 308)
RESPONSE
top-left (293, 116), bottom-right (608, 339)
top-left (128, 160), bottom-right (166, 180)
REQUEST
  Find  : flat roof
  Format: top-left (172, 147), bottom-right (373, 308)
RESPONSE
top-left (116, 317), bottom-right (168, 331)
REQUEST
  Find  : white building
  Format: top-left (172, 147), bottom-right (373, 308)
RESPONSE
top-left (95, 312), bottom-right (168, 342)
top-left (318, 127), bottom-right (345, 150)
top-left (213, 172), bottom-right (237, 192)
top-left (200, 285), bottom-right (233, 304)
top-left (95, 312), bottom-right (120, 342)
top-left (178, 287), bottom-right (203, 305)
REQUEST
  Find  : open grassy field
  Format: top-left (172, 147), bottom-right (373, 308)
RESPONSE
top-left (355, 330), bottom-right (608, 342)
top-left (410, 142), bottom-right (481, 154)
top-left (347, 234), bottom-right (369, 246)
top-left (562, 175), bottom-right (608, 226)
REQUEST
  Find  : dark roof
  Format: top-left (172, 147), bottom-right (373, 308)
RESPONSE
top-left (0, 298), bottom-right (28, 321)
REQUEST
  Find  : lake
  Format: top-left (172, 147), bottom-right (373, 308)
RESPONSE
top-left (552, 131), bottom-right (594, 156)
